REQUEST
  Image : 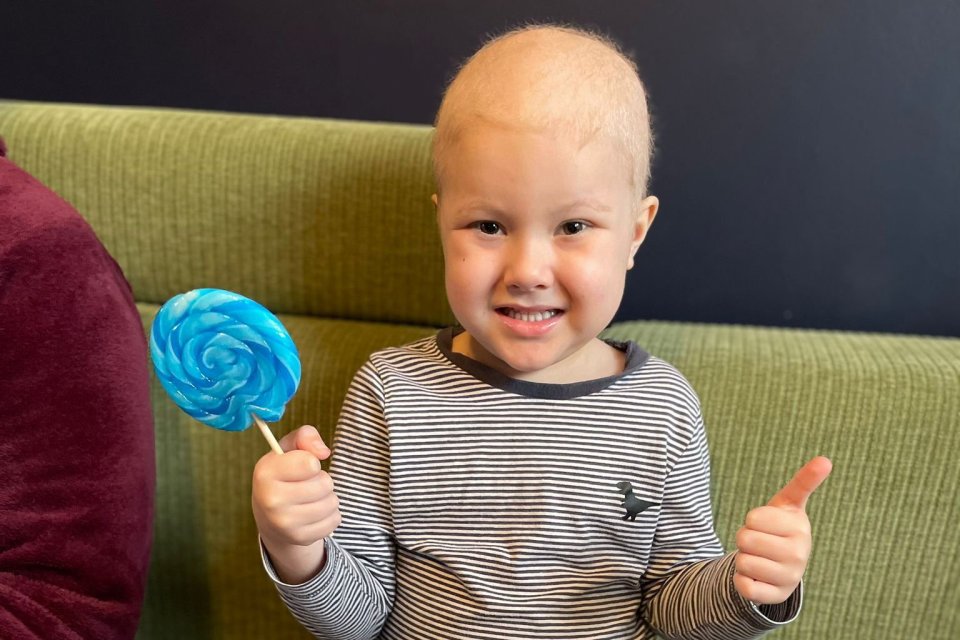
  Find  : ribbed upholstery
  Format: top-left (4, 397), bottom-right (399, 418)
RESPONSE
top-left (0, 100), bottom-right (453, 326)
top-left (605, 321), bottom-right (960, 639)
top-left (2, 101), bottom-right (957, 639)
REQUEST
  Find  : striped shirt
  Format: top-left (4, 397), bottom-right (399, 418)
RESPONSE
top-left (265, 328), bottom-right (801, 638)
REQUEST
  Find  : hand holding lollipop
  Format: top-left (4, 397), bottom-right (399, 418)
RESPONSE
top-left (149, 288), bottom-right (301, 454)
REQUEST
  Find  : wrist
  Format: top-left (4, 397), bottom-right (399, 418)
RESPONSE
top-left (261, 535), bottom-right (328, 585)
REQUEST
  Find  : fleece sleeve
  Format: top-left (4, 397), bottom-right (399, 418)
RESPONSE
top-left (0, 157), bottom-right (156, 639)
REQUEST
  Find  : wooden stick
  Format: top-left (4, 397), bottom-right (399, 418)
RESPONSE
top-left (252, 413), bottom-right (284, 455)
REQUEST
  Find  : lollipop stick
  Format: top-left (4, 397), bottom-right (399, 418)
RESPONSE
top-left (252, 413), bottom-right (284, 455)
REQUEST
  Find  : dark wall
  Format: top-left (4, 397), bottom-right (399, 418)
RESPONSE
top-left (5, 1), bottom-right (958, 336)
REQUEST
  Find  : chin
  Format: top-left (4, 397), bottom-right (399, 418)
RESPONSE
top-left (494, 347), bottom-right (566, 376)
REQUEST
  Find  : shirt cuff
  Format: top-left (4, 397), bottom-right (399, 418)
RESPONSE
top-left (259, 536), bottom-right (340, 594)
top-left (750, 582), bottom-right (803, 626)
top-left (724, 553), bottom-right (803, 627)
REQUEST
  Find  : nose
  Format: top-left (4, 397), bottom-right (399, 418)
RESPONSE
top-left (504, 234), bottom-right (554, 292)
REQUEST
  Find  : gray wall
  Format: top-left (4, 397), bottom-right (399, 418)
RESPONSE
top-left (5, 1), bottom-right (958, 336)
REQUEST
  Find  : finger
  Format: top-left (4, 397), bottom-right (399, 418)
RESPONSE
top-left (736, 526), bottom-right (805, 563)
top-left (767, 456), bottom-right (833, 510)
top-left (284, 472), bottom-right (336, 505)
top-left (734, 552), bottom-right (796, 587)
top-left (273, 507), bottom-right (343, 547)
top-left (743, 506), bottom-right (811, 538)
top-left (281, 496), bottom-right (341, 529)
top-left (733, 571), bottom-right (791, 606)
top-left (277, 425), bottom-right (313, 453)
top-left (261, 470), bottom-right (336, 507)
top-left (267, 449), bottom-right (324, 483)
top-left (278, 425), bottom-right (331, 459)
top-left (292, 511), bottom-right (344, 546)
top-left (296, 426), bottom-right (332, 460)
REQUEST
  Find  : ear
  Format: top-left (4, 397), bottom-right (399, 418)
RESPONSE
top-left (431, 193), bottom-right (440, 224)
top-left (627, 196), bottom-right (659, 270)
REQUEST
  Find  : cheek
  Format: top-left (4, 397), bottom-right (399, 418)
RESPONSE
top-left (443, 245), bottom-right (491, 310)
top-left (444, 257), bottom-right (469, 297)
top-left (570, 246), bottom-right (630, 287)
top-left (562, 249), bottom-right (629, 309)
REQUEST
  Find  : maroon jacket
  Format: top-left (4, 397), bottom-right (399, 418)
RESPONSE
top-left (0, 139), bottom-right (155, 639)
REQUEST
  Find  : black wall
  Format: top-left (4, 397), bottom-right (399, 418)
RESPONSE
top-left (5, 1), bottom-right (958, 336)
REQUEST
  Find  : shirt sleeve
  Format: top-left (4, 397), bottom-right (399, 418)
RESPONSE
top-left (0, 176), bottom-right (155, 639)
top-left (264, 359), bottom-right (396, 639)
top-left (640, 409), bottom-right (802, 639)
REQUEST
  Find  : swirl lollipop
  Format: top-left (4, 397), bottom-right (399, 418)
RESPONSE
top-left (149, 288), bottom-right (301, 455)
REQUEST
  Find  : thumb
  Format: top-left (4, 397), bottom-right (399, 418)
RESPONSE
top-left (278, 425), bottom-right (332, 460)
top-left (767, 456), bottom-right (833, 510)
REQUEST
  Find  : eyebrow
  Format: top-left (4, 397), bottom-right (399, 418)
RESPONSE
top-left (560, 198), bottom-right (613, 213)
top-left (453, 201), bottom-right (506, 217)
top-left (454, 198), bottom-right (613, 216)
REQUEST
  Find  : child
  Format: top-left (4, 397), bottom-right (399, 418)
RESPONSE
top-left (251, 23), bottom-right (832, 639)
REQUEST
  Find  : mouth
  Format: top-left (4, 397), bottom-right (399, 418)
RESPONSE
top-left (496, 307), bottom-right (564, 323)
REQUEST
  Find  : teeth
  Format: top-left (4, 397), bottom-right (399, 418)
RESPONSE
top-left (504, 309), bottom-right (558, 322)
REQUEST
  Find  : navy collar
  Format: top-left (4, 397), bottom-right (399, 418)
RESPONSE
top-left (435, 327), bottom-right (650, 400)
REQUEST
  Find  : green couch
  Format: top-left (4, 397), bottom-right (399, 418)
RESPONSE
top-left (1, 100), bottom-right (957, 639)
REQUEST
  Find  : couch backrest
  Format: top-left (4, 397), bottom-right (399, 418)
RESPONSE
top-left (0, 100), bottom-right (454, 327)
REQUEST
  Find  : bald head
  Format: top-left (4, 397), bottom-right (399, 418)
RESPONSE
top-left (433, 25), bottom-right (654, 203)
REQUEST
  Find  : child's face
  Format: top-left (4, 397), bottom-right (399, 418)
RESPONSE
top-left (434, 122), bottom-right (657, 382)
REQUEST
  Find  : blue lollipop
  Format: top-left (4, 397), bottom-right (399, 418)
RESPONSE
top-left (149, 288), bottom-right (301, 454)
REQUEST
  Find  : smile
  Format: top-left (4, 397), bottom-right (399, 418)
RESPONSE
top-left (497, 308), bottom-right (562, 323)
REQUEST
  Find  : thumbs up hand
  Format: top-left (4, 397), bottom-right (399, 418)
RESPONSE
top-left (733, 456), bottom-right (833, 605)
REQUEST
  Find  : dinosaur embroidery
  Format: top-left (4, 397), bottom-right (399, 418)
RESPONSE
top-left (616, 481), bottom-right (657, 521)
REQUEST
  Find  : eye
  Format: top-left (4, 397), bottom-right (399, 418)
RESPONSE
top-left (474, 221), bottom-right (503, 235)
top-left (560, 220), bottom-right (589, 235)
